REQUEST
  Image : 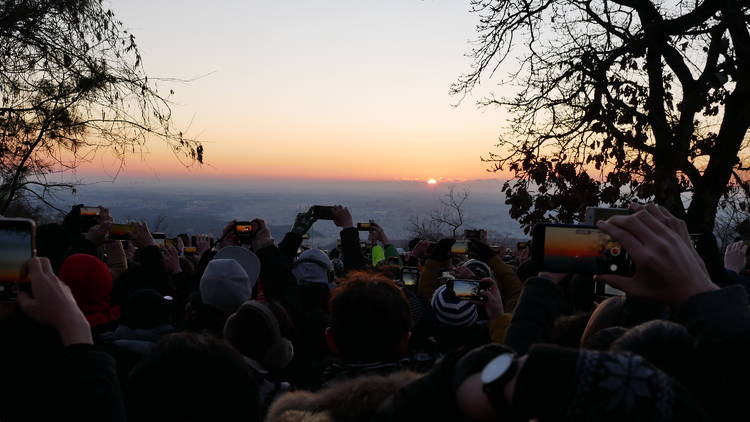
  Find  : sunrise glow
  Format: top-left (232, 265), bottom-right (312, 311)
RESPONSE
top-left (427, 178), bottom-right (438, 185)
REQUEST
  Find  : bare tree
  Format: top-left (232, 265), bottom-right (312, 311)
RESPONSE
top-left (150, 214), bottom-right (169, 233)
top-left (455, 0), bottom-right (750, 234)
top-left (407, 187), bottom-right (470, 240)
top-left (0, 1), bottom-right (203, 214)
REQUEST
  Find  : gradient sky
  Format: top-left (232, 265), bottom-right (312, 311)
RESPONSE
top-left (80, 0), bottom-right (513, 182)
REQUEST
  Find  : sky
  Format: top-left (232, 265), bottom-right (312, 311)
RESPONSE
top-left (78, 0), bottom-right (513, 183)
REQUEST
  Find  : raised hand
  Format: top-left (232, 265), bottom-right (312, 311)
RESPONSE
top-left (17, 257), bottom-right (92, 346)
top-left (331, 205), bottom-right (353, 229)
top-left (130, 221), bottom-right (155, 248)
top-left (163, 244), bottom-right (182, 275)
top-left (85, 206), bottom-right (113, 246)
top-left (596, 203), bottom-right (718, 305)
top-left (195, 234), bottom-right (212, 256)
top-left (370, 223), bottom-right (390, 245)
top-left (292, 208), bottom-right (316, 235)
top-left (724, 240), bottom-right (748, 273)
top-left (251, 218), bottom-right (274, 251)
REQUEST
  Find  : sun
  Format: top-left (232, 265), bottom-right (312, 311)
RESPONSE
top-left (427, 178), bottom-right (438, 185)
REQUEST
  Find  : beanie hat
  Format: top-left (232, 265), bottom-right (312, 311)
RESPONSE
top-left (199, 259), bottom-right (254, 313)
top-left (430, 284), bottom-right (478, 327)
top-left (213, 246), bottom-right (261, 284)
top-left (461, 259), bottom-right (492, 280)
top-left (293, 249), bottom-right (332, 286)
top-left (58, 253), bottom-right (121, 327)
top-left (223, 300), bottom-right (294, 371)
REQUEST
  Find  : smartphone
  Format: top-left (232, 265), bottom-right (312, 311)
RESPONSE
top-left (234, 221), bottom-right (255, 243)
top-left (584, 207), bottom-right (631, 224)
top-left (0, 218), bottom-right (35, 301)
top-left (80, 206), bottom-right (101, 217)
top-left (152, 232), bottom-right (166, 247)
top-left (401, 266), bottom-right (420, 287)
top-left (531, 224), bottom-right (634, 275)
top-left (312, 205), bottom-right (335, 220)
top-left (78, 206), bottom-right (100, 232)
top-left (165, 238), bottom-right (177, 248)
top-left (464, 229), bottom-right (481, 241)
top-left (517, 241), bottom-right (529, 250)
top-left (109, 223), bottom-right (133, 240)
top-left (183, 246), bottom-right (198, 256)
top-left (451, 240), bottom-right (469, 255)
top-left (446, 279), bottom-right (490, 302)
top-left (357, 222), bottom-right (373, 231)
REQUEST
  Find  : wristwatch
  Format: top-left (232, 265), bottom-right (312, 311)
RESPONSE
top-left (480, 353), bottom-right (518, 416)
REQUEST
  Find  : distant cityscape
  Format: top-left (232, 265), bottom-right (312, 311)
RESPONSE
top-left (44, 178), bottom-right (528, 249)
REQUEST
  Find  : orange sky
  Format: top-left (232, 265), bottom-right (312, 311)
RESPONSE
top-left (69, 1), bottom-right (516, 184)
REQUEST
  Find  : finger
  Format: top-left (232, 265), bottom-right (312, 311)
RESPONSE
top-left (16, 291), bottom-right (36, 313)
top-left (596, 220), bottom-right (646, 261)
top-left (39, 257), bottom-right (55, 277)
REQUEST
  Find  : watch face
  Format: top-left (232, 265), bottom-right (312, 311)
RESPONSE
top-left (481, 354), bottom-right (513, 384)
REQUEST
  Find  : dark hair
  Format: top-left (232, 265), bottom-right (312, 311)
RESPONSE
top-left (611, 320), bottom-right (696, 383)
top-left (128, 332), bottom-right (260, 421)
top-left (35, 223), bottom-right (70, 273)
top-left (551, 311), bottom-right (592, 348)
top-left (582, 326), bottom-right (627, 350)
top-left (408, 238), bottom-right (423, 251)
top-left (120, 289), bottom-right (172, 330)
top-left (329, 271), bottom-right (411, 363)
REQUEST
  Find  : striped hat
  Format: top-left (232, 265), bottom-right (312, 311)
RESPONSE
top-left (430, 284), bottom-right (478, 327)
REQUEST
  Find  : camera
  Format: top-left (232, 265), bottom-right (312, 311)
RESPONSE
top-left (311, 205), bottom-right (335, 220)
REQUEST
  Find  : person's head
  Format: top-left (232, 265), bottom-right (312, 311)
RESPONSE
top-left (128, 332), bottom-right (260, 421)
top-left (58, 253), bottom-right (119, 327)
top-left (34, 223), bottom-right (69, 272)
top-left (293, 248), bottom-right (333, 286)
top-left (266, 371), bottom-right (419, 422)
top-left (199, 258), bottom-right (255, 313)
top-left (223, 300), bottom-right (294, 371)
top-left (120, 289), bottom-right (173, 330)
top-left (326, 271), bottom-right (411, 363)
top-left (611, 320), bottom-right (696, 383)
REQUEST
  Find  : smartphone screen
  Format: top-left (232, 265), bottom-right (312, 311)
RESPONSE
top-left (533, 224), bottom-right (634, 275)
top-left (312, 205), bottom-right (335, 220)
top-left (183, 246), bottom-right (198, 256)
top-left (451, 240), bottom-right (469, 255)
top-left (449, 279), bottom-right (488, 302)
top-left (0, 219), bottom-right (35, 301)
top-left (152, 232), bottom-right (166, 247)
top-left (357, 222), bottom-right (372, 231)
top-left (235, 223), bottom-right (254, 234)
top-left (80, 207), bottom-right (100, 217)
top-left (109, 223), bottom-right (132, 240)
top-left (401, 267), bottom-right (419, 286)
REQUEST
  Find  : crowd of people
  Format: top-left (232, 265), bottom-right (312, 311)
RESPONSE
top-left (1, 202), bottom-right (749, 421)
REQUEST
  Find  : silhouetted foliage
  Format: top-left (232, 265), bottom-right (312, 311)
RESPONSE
top-left (455, 0), bottom-right (750, 233)
top-left (0, 0), bottom-right (203, 213)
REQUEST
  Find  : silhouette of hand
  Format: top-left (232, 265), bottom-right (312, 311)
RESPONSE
top-left (85, 206), bottom-right (112, 246)
top-left (252, 218), bottom-right (274, 251)
top-left (597, 203), bottom-right (718, 305)
top-left (724, 240), bottom-right (747, 273)
top-left (332, 205), bottom-right (353, 229)
top-left (195, 234), bottom-right (212, 256)
top-left (292, 209), bottom-right (316, 235)
top-left (431, 238), bottom-right (456, 262)
top-left (130, 221), bottom-right (155, 248)
top-left (468, 239), bottom-right (496, 263)
top-left (163, 245), bottom-right (181, 275)
top-left (17, 257), bottom-right (92, 346)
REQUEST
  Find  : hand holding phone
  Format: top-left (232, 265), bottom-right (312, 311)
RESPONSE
top-left (401, 267), bottom-right (420, 287)
top-left (312, 205), bottom-right (336, 220)
top-left (109, 223), bottom-right (134, 240)
top-left (595, 204), bottom-right (718, 305)
top-left (446, 279), bottom-right (491, 302)
top-left (234, 221), bottom-right (256, 244)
